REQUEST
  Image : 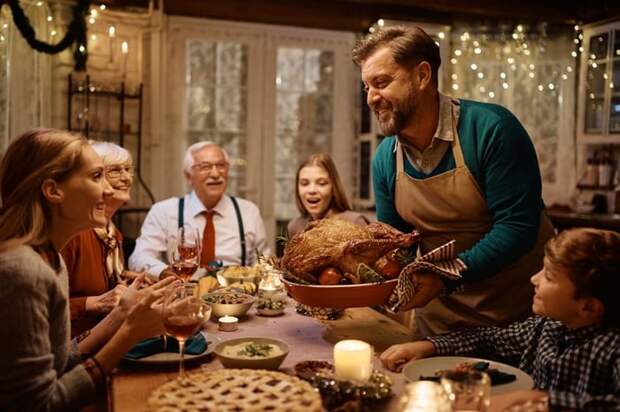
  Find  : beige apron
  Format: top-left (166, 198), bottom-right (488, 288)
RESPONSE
top-left (394, 100), bottom-right (554, 337)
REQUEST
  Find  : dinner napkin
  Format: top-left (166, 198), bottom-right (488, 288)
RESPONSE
top-left (387, 240), bottom-right (467, 312)
top-left (124, 332), bottom-right (208, 360)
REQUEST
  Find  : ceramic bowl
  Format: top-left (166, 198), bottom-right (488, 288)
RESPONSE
top-left (216, 266), bottom-right (261, 287)
top-left (201, 291), bottom-right (255, 318)
top-left (281, 277), bottom-right (398, 308)
top-left (213, 337), bottom-right (289, 370)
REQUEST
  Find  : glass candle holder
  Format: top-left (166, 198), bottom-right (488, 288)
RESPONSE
top-left (257, 270), bottom-right (286, 301)
top-left (440, 370), bottom-right (491, 412)
top-left (397, 381), bottom-right (452, 412)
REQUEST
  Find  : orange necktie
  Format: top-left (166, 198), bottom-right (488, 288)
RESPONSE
top-left (201, 210), bottom-right (215, 267)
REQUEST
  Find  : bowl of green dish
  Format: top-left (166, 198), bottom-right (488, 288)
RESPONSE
top-left (213, 337), bottom-right (289, 370)
top-left (256, 298), bottom-right (286, 316)
top-left (202, 291), bottom-right (255, 318)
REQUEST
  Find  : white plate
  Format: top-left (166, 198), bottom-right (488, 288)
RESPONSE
top-left (402, 356), bottom-right (533, 395)
top-left (122, 335), bottom-right (221, 366)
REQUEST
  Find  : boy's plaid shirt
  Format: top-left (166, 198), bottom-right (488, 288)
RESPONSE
top-left (428, 316), bottom-right (620, 411)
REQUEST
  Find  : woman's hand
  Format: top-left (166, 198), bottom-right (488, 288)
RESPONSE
top-left (118, 275), bottom-right (176, 315)
top-left (380, 340), bottom-right (435, 372)
top-left (121, 276), bottom-right (178, 341)
top-left (85, 284), bottom-right (127, 315)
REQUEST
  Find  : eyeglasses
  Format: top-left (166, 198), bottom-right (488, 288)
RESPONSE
top-left (106, 165), bottom-right (134, 180)
top-left (192, 162), bottom-right (228, 173)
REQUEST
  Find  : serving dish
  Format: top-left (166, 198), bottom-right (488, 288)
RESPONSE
top-left (216, 265), bottom-right (261, 287)
top-left (281, 277), bottom-right (397, 308)
top-left (202, 291), bottom-right (255, 318)
top-left (213, 337), bottom-right (289, 370)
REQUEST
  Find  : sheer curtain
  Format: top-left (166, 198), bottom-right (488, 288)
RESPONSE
top-left (448, 25), bottom-right (576, 206)
top-left (0, 2), bottom-right (53, 153)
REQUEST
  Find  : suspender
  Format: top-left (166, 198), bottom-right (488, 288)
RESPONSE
top-left (230, 196), bottom-right (246, 266)
top-left (177, 196), bottom-right (246, 266)
top-left (177, 197), bottom-right (184, 228)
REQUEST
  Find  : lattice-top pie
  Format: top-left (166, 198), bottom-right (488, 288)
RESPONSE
top-left (148, 368), bottom-right (323, 412)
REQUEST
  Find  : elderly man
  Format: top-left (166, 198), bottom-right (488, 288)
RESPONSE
top-left (129, 141), bottom-right (270, 280)
top-left (353, 26), bottom-right (554, 336)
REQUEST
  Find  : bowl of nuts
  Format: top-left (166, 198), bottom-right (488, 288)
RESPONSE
top-left (202, 291), bottom-right (256, 318)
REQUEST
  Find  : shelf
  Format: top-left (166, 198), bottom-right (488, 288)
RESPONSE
top-left (69, 89), bottom-right (141, 99)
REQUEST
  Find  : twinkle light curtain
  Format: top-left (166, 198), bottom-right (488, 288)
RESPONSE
top-left (0, 1), bottom-right (53, 153)
top-left (447, 23), bottom-right (578, 206)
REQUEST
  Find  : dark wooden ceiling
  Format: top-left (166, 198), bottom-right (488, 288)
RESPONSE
top-left (103, 0), bottom-right (620, 32)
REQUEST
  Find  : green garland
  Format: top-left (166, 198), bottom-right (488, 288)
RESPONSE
top-left (6, 0), bottom-right (90, 71)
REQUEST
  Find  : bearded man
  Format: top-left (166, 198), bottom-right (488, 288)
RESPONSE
top-left (353, 26), bottom-right (554, 337)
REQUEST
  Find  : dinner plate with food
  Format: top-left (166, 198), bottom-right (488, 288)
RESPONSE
top-left (402, 356), bottom-right (533, 394)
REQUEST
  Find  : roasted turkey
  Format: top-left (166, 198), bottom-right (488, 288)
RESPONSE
top-left (281, 218), bottom-right (420, 283)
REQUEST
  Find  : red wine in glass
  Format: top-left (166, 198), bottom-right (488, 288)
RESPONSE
top-left (163, 315), bottom-right (202, 340)
top-left (171, 261), bottom-right (199, 282)
top-left (178, 245), bottom-right (198, 260)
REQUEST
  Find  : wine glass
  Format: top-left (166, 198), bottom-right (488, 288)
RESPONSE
top-left (161, 284), bottom-right (211, 378)
top-left (170, 226), bottom-right (201, 282)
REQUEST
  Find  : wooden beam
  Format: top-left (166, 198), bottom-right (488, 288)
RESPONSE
top-left (341, 0), bottom-right (580, 22)
top-left (162, 0), bottom-right (452, 32)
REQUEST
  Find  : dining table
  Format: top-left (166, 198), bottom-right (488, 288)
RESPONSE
top-left (109, 305), bottom-right (416, 411)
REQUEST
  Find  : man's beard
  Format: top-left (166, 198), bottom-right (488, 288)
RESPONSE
top-left (373, 94), bottom-right (416, 136)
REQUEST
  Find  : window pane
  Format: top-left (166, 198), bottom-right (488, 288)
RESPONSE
top-left (274, 48), bottom-right (334, 220)
top-left (186, 40), bottom-right (248, 197)
top-left (588, 33), bottom-right (608, 60)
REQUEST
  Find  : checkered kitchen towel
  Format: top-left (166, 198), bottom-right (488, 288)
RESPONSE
top-left (387, 240), bottom-right (467, 312)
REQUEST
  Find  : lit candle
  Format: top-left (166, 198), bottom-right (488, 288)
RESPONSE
top-left (107, 25), bottom-right (115, 62)
top-left (218, 315), bottom-right (238, 331)
top-left (121, 41), bottom-right (128, 80)
top-left (333, 339), bottom-right (373, 381)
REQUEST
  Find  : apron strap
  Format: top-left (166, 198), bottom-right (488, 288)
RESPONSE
top-left (230, 196), bottom-right (246, 266)
top-left (450, 103), bottom-right (466, 168)
top-left (177, 197), bottom-right (184, 228)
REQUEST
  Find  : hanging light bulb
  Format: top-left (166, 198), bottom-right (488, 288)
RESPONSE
top-left (538, 84), bottom-right (544, 92)
top-left (470, 63), bottom-right (478, 70)
top-left (474, 47), bottom-right (482, 54)
top-left (377, 19), bottom-right (385, 27)
top-left (452, 83), bottom-right (459, 91)
top-left (450, 58), bottom-right (457, 64)
top-left (454, 49), bottom-right (463, 56)
top-left (438, 31), bottom-right (445, 39)
top-left (500, 72), bottom-right (507, 79)
top-left (502, 82), bottom-right (509, 89)
top-left (100, 4), bottom-right (106, 10)
top-left (488, 91), bottom-right (495, 98)
top-left (477, 72), bottom-right (484, 79)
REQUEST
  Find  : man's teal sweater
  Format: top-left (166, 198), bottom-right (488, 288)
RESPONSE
top-left (372, 99), bottom-right (545, 283)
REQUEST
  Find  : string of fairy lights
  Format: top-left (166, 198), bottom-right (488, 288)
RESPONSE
top-left (369, 20), bottom-right (584, 101)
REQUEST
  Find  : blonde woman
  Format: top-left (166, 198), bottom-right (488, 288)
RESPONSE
top-left (0, 129), bottom-right (173, 411)
top-left (61, 141), bottom-right (142, 338)
top-left (287, 153), bottom-right (369, 239)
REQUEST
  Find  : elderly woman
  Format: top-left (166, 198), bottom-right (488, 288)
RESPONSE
top-left (287, 153), bottom-right (369, 239)
top-left (0, 129), bottom-right (173, 411)
top-left (61, 141), bottom-right (141, 338)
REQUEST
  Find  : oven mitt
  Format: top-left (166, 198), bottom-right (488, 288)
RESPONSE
top-left (387, 240), bottom-right (466, 312)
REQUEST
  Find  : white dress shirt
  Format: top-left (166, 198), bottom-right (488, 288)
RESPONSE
top-left (129, 192), bottom-right (270, 279)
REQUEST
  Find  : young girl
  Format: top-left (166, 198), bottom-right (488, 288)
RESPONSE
top-left (0, 129), bottom-right (173, 411)
top-left (288, 153), bottom-right (368, 238)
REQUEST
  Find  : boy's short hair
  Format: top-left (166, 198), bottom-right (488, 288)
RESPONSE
top-left (545, 228), bottom-right (620, 328)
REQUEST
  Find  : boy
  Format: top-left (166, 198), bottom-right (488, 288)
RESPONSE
top-left (381, 228), bottom-right (620, 411)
